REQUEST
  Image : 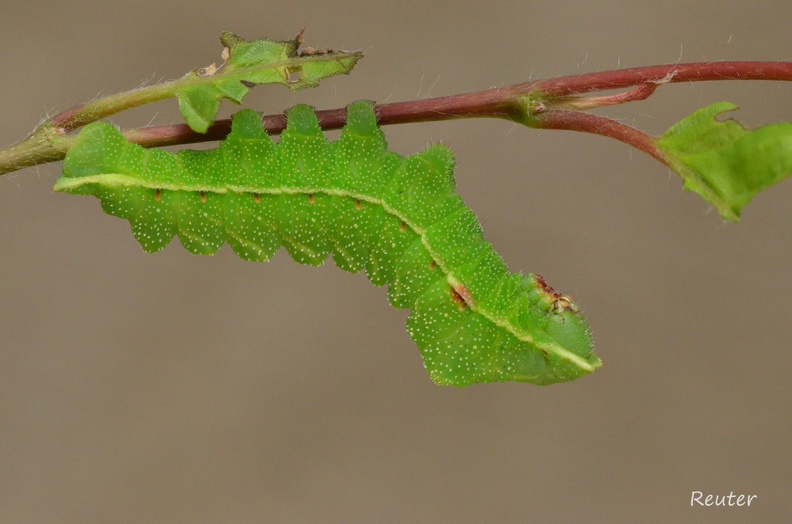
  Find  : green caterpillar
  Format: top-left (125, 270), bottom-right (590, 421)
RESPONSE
top-left (54, 100), bottom-right (601, 386)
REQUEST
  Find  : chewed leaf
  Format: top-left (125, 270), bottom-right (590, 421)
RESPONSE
top-left (177, 30), bottom-right (363, 133)
top-left (55, 102), bottom-right (601, 387)
top-left (656, 102), bottom-right (792, 221)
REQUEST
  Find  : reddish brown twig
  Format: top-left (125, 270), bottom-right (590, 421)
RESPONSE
top-left (1, 61), bottom-right (790, 175)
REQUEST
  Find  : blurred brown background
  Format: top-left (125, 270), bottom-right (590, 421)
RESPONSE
top-left (1, 1), bottom-right (790, 522)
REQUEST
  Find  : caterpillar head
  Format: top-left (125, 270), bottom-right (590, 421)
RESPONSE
top-left (533, 274), bottom-right (593, 353)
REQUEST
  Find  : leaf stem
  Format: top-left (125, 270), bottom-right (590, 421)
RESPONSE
top-left (530, 110), bottom-right (667, 165)
top-left (49, 81), bottom-right (178, 132)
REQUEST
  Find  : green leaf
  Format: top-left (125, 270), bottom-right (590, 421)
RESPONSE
top-left (177, 30), bottom-right (363, 133)
top-left (656, 102), bottom-right (792, 221)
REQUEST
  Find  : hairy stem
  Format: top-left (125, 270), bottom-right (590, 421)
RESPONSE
top-left (124, 60), bottom-right (792, 148)
top-left (1, 60), bottom-right (789, 175)
top-left (49, 82), bottom-right (178, 132)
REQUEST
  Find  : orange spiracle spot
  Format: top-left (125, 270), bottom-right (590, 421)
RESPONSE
top-left (449, 280), bottom-right (475, 311)
top-left (449, 287), bottom-right (467, 311)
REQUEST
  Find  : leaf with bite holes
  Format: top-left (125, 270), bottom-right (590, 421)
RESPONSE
top-left (656, 102), bottom-right (792, 221)
top-left (177, 31), bottom-right (363, 133)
